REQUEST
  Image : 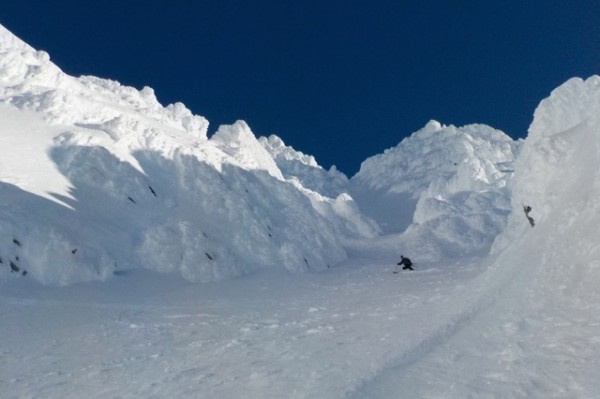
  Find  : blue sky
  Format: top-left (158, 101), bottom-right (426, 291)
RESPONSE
top-left (3, 1), bottom-right (600, 175)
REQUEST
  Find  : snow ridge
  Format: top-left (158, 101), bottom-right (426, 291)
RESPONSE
top-left (0, 23), bottom-right (355, 285)
top-left (259, 134), bottom-right (349, 198)
top-left (350, 121), bottom-right (519, 261)
top-left (260, 134), bottom-right (380, 239)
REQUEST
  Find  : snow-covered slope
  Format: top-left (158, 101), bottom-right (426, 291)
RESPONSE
top-left (355, 75), bottom-right (600, 398)
top-left (495, 75), bottom-right (600, 253)
top-left (491, 75), bottom-right (600, 321)
top-left (260, 134), bottom-right (380, 239)
top-left (0, 23), bottom-right (350, 285)
top-left (351, 120), bottom-right (519, 261)
top-left (3, 20), bottom-right (600, 399)
top-left (259, 135), bottom-right (349, 197)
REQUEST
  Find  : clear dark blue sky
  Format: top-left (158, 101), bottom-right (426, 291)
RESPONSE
top-left (3, 1), bottom-right (600, 175)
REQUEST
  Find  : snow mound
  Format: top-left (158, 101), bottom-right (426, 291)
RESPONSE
top-left (351, 121), bottom-right (519, 260)
top-left (0, 23), bottom-right (348, 285)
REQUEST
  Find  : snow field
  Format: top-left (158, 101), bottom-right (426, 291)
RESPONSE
top-left (0, 248), bottom-right (488, 399)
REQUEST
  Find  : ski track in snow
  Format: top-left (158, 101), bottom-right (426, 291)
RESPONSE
top-left (349, 227), bottom-right (600, 398)
top-left (4, 238), bottom-right (598, 399)
top-left (1, 245), bottom-right (486, 399)
top-left (0, 239), bottom-right (600, 398)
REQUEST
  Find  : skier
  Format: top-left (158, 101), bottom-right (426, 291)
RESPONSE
top-left (523, 205), bottom-right (535, 227)
top-left (396, 255), bottom-right (414, 271)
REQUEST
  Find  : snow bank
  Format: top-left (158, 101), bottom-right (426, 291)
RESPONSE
top-left (0, 23), bottom-right (348, 285)
top-left (352, 121), bottom-right (519, 260)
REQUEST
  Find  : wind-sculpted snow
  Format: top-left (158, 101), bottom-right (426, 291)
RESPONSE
top-left (343, 76), bottom-right (600, 397)
top-left (211, 122), bottom-right (284, 180)
top-left (0, 29), bottom-right (208, 142)
top-left (0, 24), bottom-right (350, 285)
top-left (365, 76), bottom-right (600, 398)
top-left (4, 21), bottom-right (600, 399)
top-left (351, 120), bottom-right (519, 261)
top-left (494, 76), bottom-right (600, 253)
top-left (260, 134), bottom-right (380, 239)
top-left (259, 135), bottom-right (349, 198)
top-left (489, 75), bottom-right (600, 311)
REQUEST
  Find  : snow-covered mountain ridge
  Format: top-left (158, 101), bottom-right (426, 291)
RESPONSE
top-left (350, 121), bottom-right (519, 261)
top-left (4, 21), bottom-right (600, 399)
top-left (0, 22), bottom-right (591, 289)
top-left (1, 23), bottom-right (378, 285)
top-left (0, 22), bottom-right (526, 284)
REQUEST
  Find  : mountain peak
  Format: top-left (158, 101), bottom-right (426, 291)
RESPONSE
top-left (350, 121), bottom-right (519, 259)
top-left (211, 121), bottom-right (284, 180)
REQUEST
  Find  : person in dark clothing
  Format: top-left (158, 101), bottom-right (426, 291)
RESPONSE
top-left (397, 255), bottom-right (414, 271)
top-left (523, 205), bottom-right (535, 227)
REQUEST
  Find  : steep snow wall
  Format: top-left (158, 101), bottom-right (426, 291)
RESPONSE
top-left (0, 24), bottom-right (349, 285)
top-left (494, 76), bottom-right (600, 284)
top-left (495, 76), bottom-right (600, 247)
top-left (483, 77), bottom-right (600, 384)
top-left (351, 121), bottom-right (519, 260)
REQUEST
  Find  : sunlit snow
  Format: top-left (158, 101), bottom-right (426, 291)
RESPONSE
top-left (2, 23), bottom-right (600, 398)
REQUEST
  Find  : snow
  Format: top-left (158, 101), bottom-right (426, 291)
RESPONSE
top-left (0, 104), bottom-right (74, 205)
top-left (211, 121), bottom-right (284, 180)
top-left (351, 121), bottom-right (519, 262)
top-left (2, 22), bottom-right (600, 398)
top-left (259, 134), bottom-right (349, 198)
top-left (260, 134), bottom-right (380, 239)
top-left (0, 23), bottom-right (359, 285)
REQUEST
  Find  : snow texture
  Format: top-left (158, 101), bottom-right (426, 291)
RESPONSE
top-left (2, 23), bottom-right (600, 399)
top-left (0, 23), bottom-right (353, 285)
top-left (260, 134), bottom-right (349, 198)
top-left (351, 120), bottom-right (519, 262)
top-left (259, 134), bottom-right (380, 239)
